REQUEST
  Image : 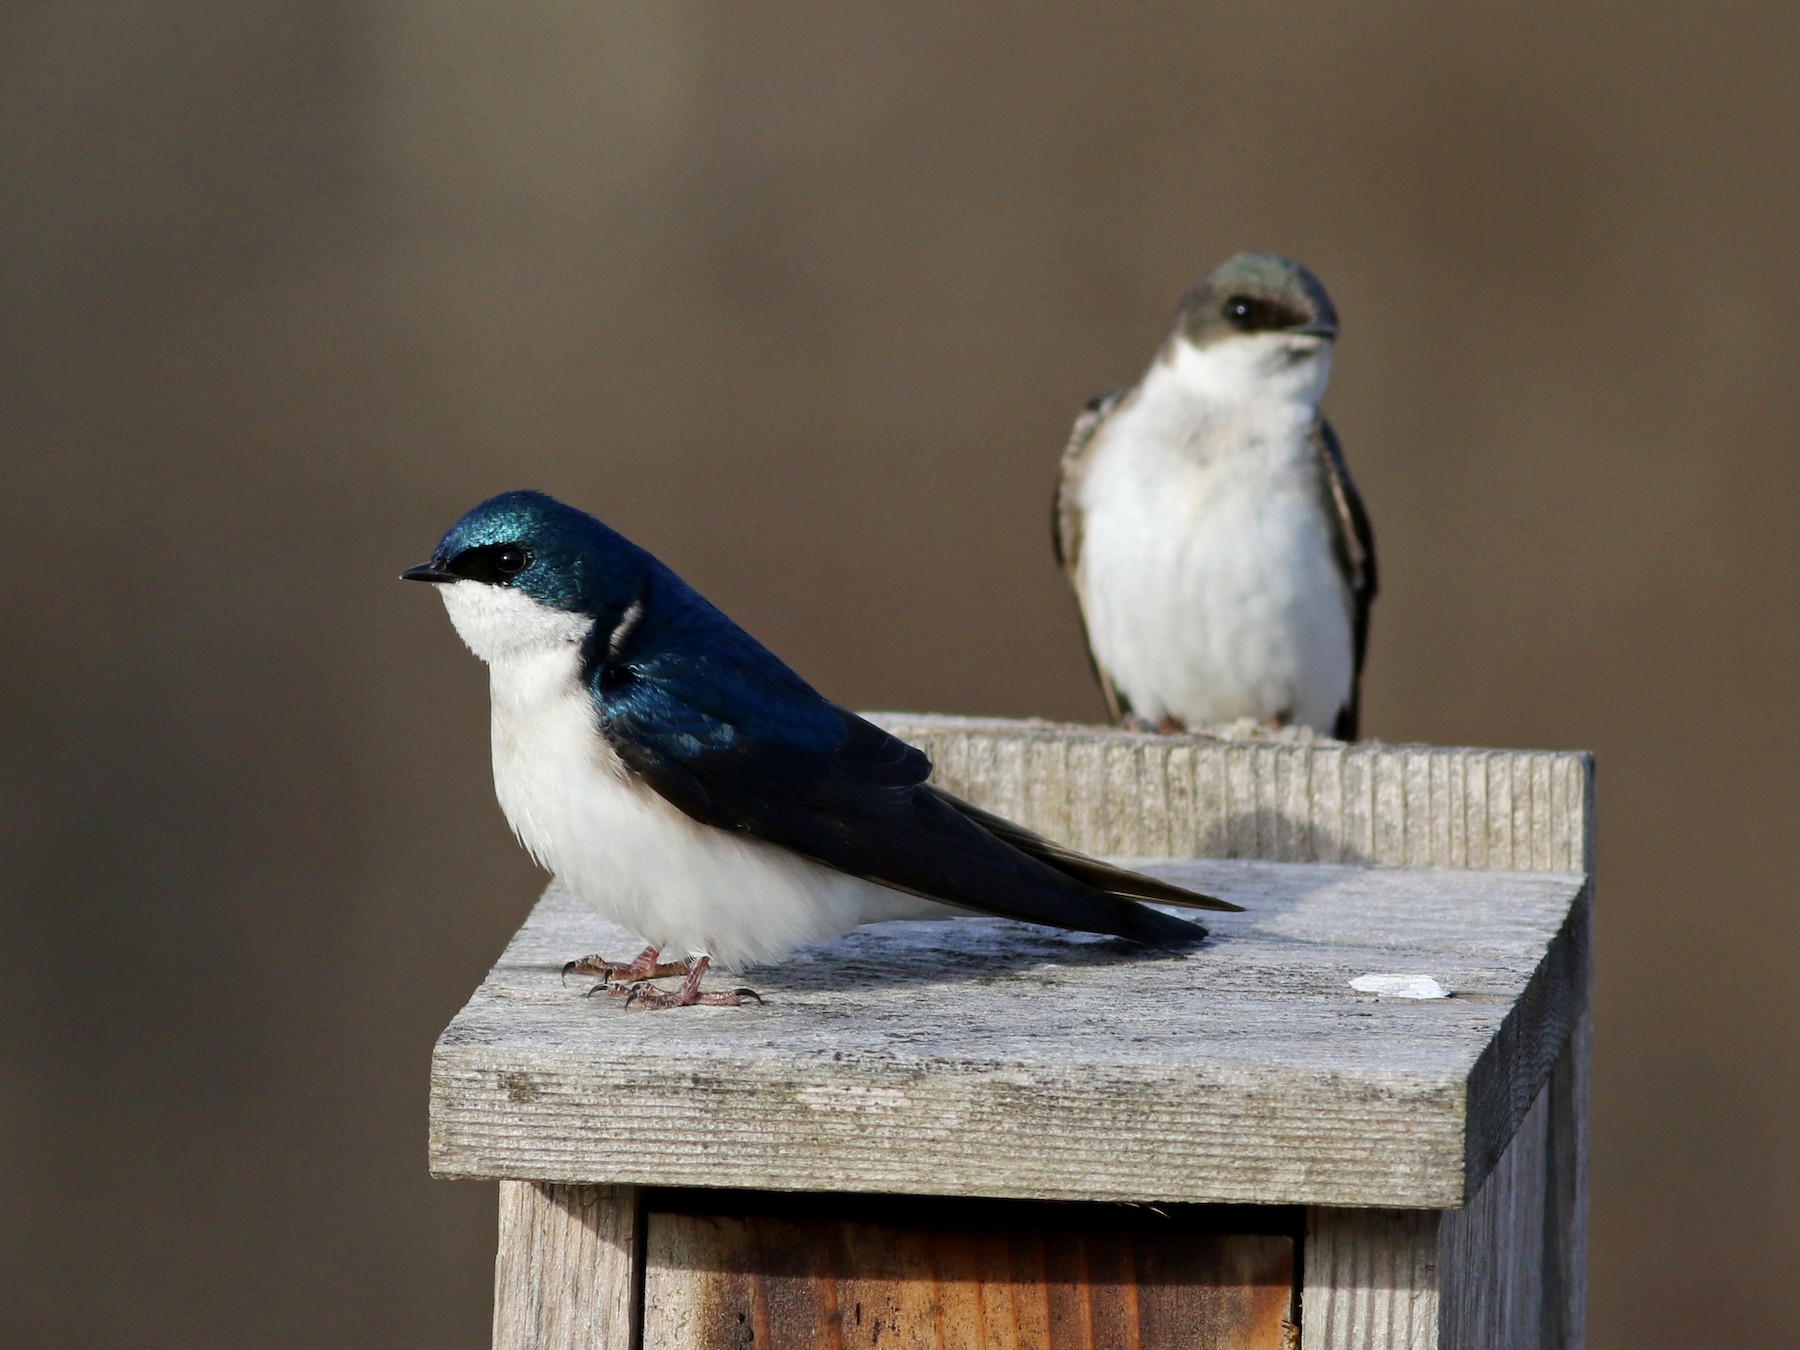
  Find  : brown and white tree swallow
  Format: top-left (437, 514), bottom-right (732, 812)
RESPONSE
top-left (1054, 252), bottom-right (1377, 738)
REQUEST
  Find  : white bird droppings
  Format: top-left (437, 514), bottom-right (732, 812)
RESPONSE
top-left (1350, 974), bottom-right (1451, 1000)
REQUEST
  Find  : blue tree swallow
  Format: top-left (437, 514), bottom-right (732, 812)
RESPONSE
top-left (1054, 252), bottom-right (1378, 738)
top-left (405, 491), bottom-right (1237, 1008)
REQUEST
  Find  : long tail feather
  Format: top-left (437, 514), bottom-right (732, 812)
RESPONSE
top-left (931, 787), bottom-right (1243, 913)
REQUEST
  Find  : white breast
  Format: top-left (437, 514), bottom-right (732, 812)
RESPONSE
top-left (439, 581), bottom-right (945, 967)
top-left (1074, 335), bottom-right (1354, 733)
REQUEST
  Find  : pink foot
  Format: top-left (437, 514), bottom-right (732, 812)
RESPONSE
top-left (562, 945), bottom-right (692, 988)
top-left (610, 956), bottom-right (763, 1010)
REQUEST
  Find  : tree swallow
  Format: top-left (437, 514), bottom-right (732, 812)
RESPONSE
top-left (1054, 252), bottom-right (1378, 738)
top-left (404, 491), bottom-right (1237, 1008)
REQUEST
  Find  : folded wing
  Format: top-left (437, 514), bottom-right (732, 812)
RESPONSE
top-left (597, 629), bottom-right (1233, 945)
top-left (1315, 417), bottom-right (1378, 740)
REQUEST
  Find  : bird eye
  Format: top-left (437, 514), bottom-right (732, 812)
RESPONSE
top-left (1224, 295), bottom-right (1262, 331)
top-left (1221, 294), bottom-right (1311, 334)
top-left (445, 542), bottom-right (533, 584)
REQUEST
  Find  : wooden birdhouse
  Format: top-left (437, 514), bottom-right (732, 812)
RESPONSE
top-left (432, 716), bottom-right (1591, 1349)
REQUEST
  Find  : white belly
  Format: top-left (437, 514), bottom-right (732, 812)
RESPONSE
top-left (1076, 403), bottom-right (1354, 734)
top-left (484, 642), bottom-right (947, 967)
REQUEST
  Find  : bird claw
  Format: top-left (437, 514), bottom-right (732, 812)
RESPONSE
top-left (604, 955), bottom-right (764, 1010)
top-left (564, 952), bottom-right (761, 1009)
top-left (562, 948), bottom-right (692, 986)
top-left (622, 985), bottom-right (760, 1010)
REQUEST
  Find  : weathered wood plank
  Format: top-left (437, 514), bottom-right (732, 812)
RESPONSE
top-left (1438, 1076), bottom-right (1551, 1347)
top-left (870, 716), bottom-right (1592, 875)
top-left (639, 1208), bottom-right (1294, 1349)
top-left (1302, 1013), bottom-right (1589, 1350)
top-left (1550, 1009), bottom-right (1589, 1347)
top-left (1300, 1207), bottom-right (1439, 1350)
top-left (493, 1182), bottom-right (640, 1349)
top-left (433, 858), bottom-right (1586, 1209)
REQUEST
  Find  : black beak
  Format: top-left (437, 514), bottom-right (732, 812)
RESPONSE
top-left (401, 560), bottom-right (457, 584)
top-left (1289, 319), bottom-right (1339, 339)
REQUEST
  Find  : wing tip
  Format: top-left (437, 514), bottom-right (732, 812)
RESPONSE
top-left (1121, 904), bottom-right (1213, 948)
top-left (1109, 876), bottom-right (1243, 913)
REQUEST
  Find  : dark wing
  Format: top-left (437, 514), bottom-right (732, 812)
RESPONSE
top-left (1314, 418), bottom-right (1378, 740)
top-left (931, 789), bottom-right (1239, 911)
top-left (597, 625), bottom-right (1231, 944)
top-left (1053, 386), bottom-right (1127, 574)
top-left (1054, 387), bottom-right (1133, 721)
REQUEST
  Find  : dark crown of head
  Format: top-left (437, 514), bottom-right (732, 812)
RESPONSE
top-left (431, 490), bottom-right (648, 613)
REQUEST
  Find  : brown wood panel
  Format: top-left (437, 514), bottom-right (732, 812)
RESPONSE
top-left (642, 1209), bottom-right (1293, 1349)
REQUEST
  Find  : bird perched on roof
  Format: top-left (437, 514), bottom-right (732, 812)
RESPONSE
top-left (1054, 252), bottom-right (1377, 738)
top-left (404, 491), bottom-right (1237, 1008)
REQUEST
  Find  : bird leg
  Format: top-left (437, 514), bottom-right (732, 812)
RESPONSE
top-left (562, 946), bottom-right (691, 988)
top-left (613, 956), bottom-right (763, 1010)
top-left (1122, 714), bottom-right (1188, 734)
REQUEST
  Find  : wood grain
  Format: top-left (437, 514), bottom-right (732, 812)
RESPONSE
top-left (493, 1182), bottom-right (640, 1349)
top-left (868, 716), bottom-right (1593, 876)
top-left (1300, 1013), bottom-right (1589, 1349)
top-left (640, 1208), bottom-right (1293, 1349)
top-left (1437, 1076), bottom-right (1551, 1347)
top-left (433, 857), bottom-right (1585, 1209)
top-left (1298, 1090), bottom-right (1556, 1350)
top-left (1548, 1009), bottom-right (1589, 1346)
top-left (1300, 1207), bottom-right (1439, 1350)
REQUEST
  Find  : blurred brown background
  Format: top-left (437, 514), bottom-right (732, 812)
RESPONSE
top-left (3, 2), bottom-right (1796, 1346)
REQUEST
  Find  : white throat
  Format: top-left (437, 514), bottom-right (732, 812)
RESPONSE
top-left (1160, 330), bottom-right (1332, 416)
top-left (438, 581), bottom-right (594, 665)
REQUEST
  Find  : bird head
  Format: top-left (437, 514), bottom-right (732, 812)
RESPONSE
top-left (1168, 252), bottom-right (1339, 403)
top-left (402, 490), bottom-right (648, 664)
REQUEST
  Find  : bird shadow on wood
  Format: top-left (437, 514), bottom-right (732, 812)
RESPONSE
top-left (1177, 808), bottom-right (1372, 870)
top-left (738, 921), bottom-right (1175, 995)
top-left (728, 851), bottom-right (1352, 996)
top-left (523, 828), bottom-right (1362, 999)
